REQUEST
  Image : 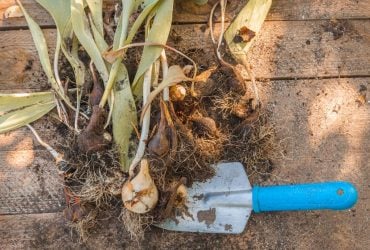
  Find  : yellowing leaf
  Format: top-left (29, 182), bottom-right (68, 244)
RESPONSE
top-left (125, 0), bottom-right (161, 46)
top-left (224, 0), bottom-right (272, 63)
top-left (97, 0), bottom-right (137, 107)
top-left (109, 1), bottom-right (138, 170)
top-left (0, 92), bottom-right (56, 133)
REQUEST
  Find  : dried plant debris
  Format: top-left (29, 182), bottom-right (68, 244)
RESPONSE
top-left (4, 5), bottom-right (24, 18)
top-left (356, 84), bottom-right (368, 107)
top-left (323, 19), bottom-right (349, 40)
top-left (233, 26), bottom-right (256, 43)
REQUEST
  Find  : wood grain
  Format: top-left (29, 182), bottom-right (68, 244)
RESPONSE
top-left (0, 149), bottom-right (64, 215)
top-left (1, 20), bottom-right (370, 91)
top-left (0, 1), bottom-right (369, 248)
top-left (0, 117), bottom-right (64, 152)
top-left (1, 195), bottom-right (369, 249)
top-left (0, 29), bottom-right (56, 90)
top-left (170, 20), bottom-right (370, 79)
top-left (174, 0), bottom-right (370, 23)
top-left (0, 116), bottom-right (65, 215)
top-left (1, 0), bottom-right (370, 30)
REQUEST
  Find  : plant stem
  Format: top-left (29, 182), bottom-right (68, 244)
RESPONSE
top-left (128, 65), bottom-right (153, 176)
top-left (160, 50), bottom-right (169, 101)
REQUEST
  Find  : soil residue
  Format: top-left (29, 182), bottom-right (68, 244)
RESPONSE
top-left (224, 224), bottom-right (233, 232)
top-left (197, 208), bottom-right (216, 228)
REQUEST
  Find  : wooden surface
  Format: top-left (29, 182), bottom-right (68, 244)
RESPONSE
top-left (0, 0), bottom-right (369, 249)
top-left (2, 20), bottom-right (370, 90)
top-left (1, 0), bottom-right (370, 29)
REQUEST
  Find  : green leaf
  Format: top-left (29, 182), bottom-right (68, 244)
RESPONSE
top-left (112, 65), bottom-right (137, 171)
top-left (35, 0), bottom-right (71, 32)
top-left (132, 0), bottom-right (174, 96)
top-left (35, 0), bottom-right (86, 128)
top-left (125, 0), bottom-right (161, 46)
top-left (0, 92), bottom-right (56, 133)
top-left (109, 0), bottom-right (138, 170)
top-left (98, 0), bottom-right (137, 107)
top-left (71, 0), bottom-right (109, 82)
top-left (224, 0), bottom-right (272, 63)
top-left (36, 0), bottom-right (85, 87)
top-left (86, 0), bottom-right (104, 37)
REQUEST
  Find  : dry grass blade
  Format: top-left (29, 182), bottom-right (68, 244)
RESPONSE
top-left (0, 92), bottom-right (56, 133)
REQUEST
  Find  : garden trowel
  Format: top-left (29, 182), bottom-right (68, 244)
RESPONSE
top-left (156, 162), bottom-right (358, 234)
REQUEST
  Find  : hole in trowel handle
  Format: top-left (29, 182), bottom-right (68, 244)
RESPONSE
top-left (337, 188), bottom-right (344, 196)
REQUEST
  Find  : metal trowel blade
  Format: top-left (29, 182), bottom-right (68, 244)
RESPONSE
top-left (155, 162), bottom-right (253, 234)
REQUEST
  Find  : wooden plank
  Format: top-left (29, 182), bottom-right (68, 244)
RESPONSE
top-left (169, 20), bottom-right (370, 79)
top-left (0, 117), bottom-right (63, 152)
top-left (0, 149), bottom-right (64, 215)
top-left (0, 116), bottom-right (65, 215)
top-left (1, 0), bottom-right (370, 30)
top-left (261, 77), bottom-right (370, 187)
top-left (0, 28), bottom-right (56, 90)
top-left (174, 0), bottom-right (370, 23)
top-left (0, 202), bottom-right (368, 249)
top-left (1, 20), bottom-right (370, 91)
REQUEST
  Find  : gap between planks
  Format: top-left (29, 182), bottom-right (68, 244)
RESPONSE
top-left (1, 20), bottom-right (370, 90)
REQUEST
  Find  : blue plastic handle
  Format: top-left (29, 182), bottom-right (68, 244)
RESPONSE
top-left (252, 181), bottom-right (358, 213)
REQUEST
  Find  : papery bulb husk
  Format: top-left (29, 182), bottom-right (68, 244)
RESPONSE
top-left (190, 114), bottom-right (218, 137)
top-left (174, 184), bottom-right (188, 208)
top-left (148, 100), bottom-right (173, 156)
top-left (170, 85), bottom-right (186, 102)
top-left (77, 106), bottom-right (110, 153)
top-left (122, 159), bottom-right (158, 214)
